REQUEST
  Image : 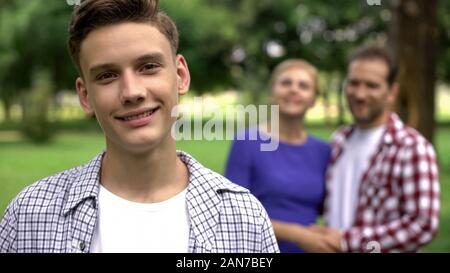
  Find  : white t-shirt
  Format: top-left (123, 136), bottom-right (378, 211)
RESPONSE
top-left (90, 185), bottom-right (190, 253)
top-left (327, 125), bottom-right (385, 230)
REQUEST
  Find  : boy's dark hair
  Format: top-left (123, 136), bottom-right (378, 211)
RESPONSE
top-left (68, 0), bottom-right (179, 75)
top-left (349, 45), bottom-right (398, 86)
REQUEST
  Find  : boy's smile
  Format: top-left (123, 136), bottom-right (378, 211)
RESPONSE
top-left (114, 106), bottom-right (160, 128)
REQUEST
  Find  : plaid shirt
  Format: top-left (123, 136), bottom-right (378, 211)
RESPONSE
top-left (324, 113), bottom-right (440, 252)
top-left (0, 151), bottom-right (279, 253)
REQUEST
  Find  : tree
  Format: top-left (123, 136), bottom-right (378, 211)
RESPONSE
top-left (162, 0), bottom-right (239, 91)
top-left (224, 0), bottom-right (386, 109)
top-left (1, 0), bottom-right (447, 139)
top-left (388, 0), bottom-right (439, 143)
top-left (0, 0), bottom-right (76, 122)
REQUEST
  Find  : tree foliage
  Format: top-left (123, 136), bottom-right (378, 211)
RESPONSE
top-left (0, 0), bottom-right (449, 130)
top-left (0, 0), bottom-right (76, 114)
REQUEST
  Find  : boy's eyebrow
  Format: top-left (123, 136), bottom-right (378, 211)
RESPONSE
top-left (88, 53), bottom-right (166, 76)
top-left (135, 52), bottom-right (165, 63)
top-left (89, 63), bottom-right (118, 77)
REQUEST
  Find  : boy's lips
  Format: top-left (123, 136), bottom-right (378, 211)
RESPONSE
top-left (114, 107), bottom-right (160, 127)
top-left (115, 107), bottom-right (159, 120)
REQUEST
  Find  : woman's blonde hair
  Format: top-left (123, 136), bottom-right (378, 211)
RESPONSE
top-left (269, 59), bottom-right (319, 95)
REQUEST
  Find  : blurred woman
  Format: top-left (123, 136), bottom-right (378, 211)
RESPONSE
top-left (225, 59), bottom-right (331, 253)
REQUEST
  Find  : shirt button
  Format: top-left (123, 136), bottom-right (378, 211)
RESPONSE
top-left (79, 242), bottom-right (86, 252)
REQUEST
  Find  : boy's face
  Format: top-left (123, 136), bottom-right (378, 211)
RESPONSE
top-left (76, 22), bottom-right (190, 154)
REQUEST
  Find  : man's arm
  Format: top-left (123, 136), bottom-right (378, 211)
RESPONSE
top-left (341, 141), bottom-right (440, 252)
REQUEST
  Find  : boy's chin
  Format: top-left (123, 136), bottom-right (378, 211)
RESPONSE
top-left (122, 142), bottom-right (161, 155)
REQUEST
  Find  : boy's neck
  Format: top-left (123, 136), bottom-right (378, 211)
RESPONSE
top-left (100, 138), bottom-right (189, 203)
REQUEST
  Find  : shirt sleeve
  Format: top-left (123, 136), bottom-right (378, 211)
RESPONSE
top-left (259, 202), bottom-right (280, 253)
top-left (0, 201), bottom-right (18, 253)
top-left (342, 141), bottom-right (440, 252)
top-left (224, 137), bottom-right (252, 190)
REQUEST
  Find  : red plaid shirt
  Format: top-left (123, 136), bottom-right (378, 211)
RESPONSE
top-left (324, 113), bottom-right (440, 252)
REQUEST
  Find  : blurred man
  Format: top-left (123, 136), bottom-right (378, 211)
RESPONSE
top-left (0, 0), bottom-right (278, 253)
top-left (315, 46), bottom-right (440, 252)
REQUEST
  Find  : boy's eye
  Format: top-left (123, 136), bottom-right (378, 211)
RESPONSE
top-left (97, 72), bottom-right (117, 81)
top-left (140, 63), bottom-right (159, 72)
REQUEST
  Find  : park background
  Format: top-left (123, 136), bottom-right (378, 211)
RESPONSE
top-left (0, 0), bottom-right (449, 251)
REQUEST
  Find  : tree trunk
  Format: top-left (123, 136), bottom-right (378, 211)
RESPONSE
top-left (389, 0), bottom-right (439, 144)
top-left (2, 97), bottom-right (12, 122)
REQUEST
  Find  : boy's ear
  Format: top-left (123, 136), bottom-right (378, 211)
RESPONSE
top-left (176, 54), bottom-right (190, 96)
top-left (76, 77), bottom-right (95, 117)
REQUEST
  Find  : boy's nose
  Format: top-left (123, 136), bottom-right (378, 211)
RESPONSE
top-left (119, 71), bottom-right (146, 104)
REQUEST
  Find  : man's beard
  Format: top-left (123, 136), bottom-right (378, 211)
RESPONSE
top-left (351, 105), bottom-right (384, 126)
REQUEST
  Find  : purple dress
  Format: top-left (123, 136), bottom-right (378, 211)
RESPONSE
top-left (225, 128), bottom-right (331, 253)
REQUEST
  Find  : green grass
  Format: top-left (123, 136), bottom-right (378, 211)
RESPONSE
top-left (0, 133), bottom-right (105, 212)
top-left (0, 127), bottom-right (449, 252)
